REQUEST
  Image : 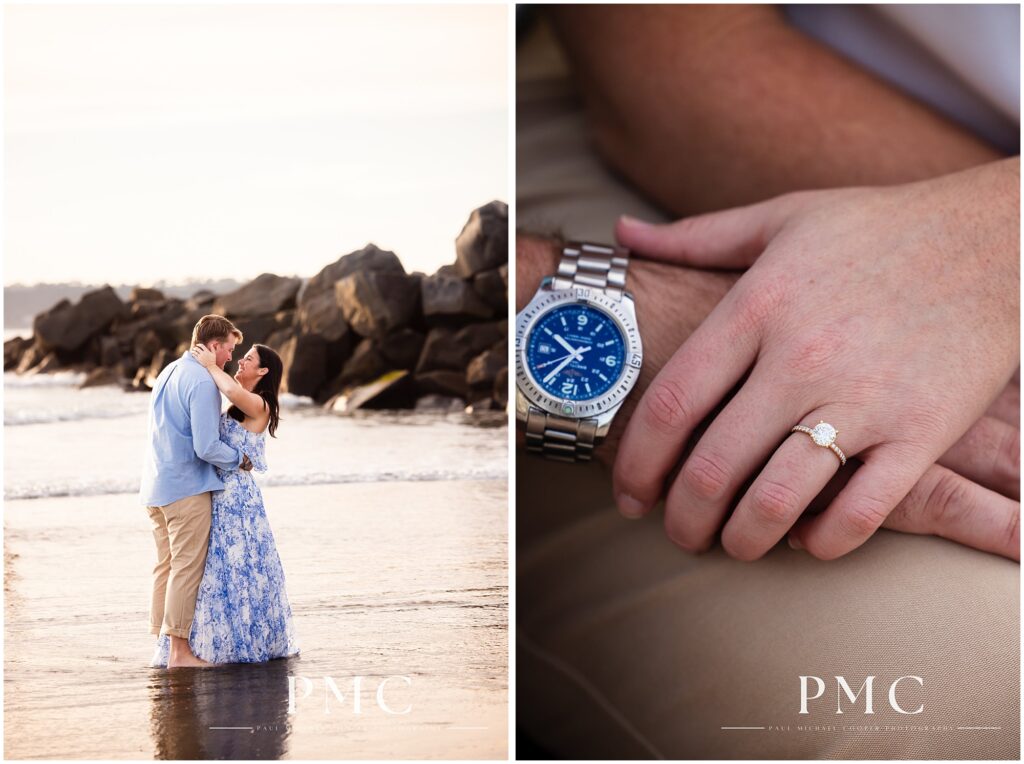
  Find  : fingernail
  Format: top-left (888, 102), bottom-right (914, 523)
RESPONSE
top-left (787, 534), bottom-right (803, 551)
top-left (619, 214), bottom-right (652, 229)
top-left (617, 493), bottom-right (647, 519)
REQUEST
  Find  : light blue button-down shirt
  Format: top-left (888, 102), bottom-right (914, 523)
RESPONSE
top-left (139, 351), bottom-right (243, 507)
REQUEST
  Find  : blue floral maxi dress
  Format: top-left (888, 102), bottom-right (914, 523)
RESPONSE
top-left (151, 413), bottom-right (300, 666)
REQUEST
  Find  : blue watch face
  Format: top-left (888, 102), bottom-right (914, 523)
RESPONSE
top-left (525, 304), bottom-right (626, 401)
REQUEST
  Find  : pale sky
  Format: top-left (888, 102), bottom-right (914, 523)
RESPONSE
top-left (3, 4), bottom-right (508, 286)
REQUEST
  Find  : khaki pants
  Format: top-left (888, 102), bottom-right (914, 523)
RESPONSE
top-left (146, 492), bottom-right (212, 639)
top-left (516, 20), bottom-right (1019, 760)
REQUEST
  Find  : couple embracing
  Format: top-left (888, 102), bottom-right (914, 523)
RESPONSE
top-left (140, 314), bottom-right (300, 668)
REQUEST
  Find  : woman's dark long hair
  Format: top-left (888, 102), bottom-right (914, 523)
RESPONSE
top-left (228, 343), bottom-right (283, 438)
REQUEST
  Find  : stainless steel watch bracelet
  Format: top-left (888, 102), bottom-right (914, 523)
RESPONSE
top-left (524, 407), bottom-right (599, 462)
top-left (550, 241), bottom-right (629, 300)
top-left (526, 241), bottom-right (631, 462)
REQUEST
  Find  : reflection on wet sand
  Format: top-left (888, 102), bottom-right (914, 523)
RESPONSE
top-left (148, 658), bottom-right (298, 760)
top-left (5, 481), bottom-right (507, 759)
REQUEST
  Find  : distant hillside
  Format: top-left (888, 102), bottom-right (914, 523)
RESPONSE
top-left (4, 279), bottom-right (243, 330)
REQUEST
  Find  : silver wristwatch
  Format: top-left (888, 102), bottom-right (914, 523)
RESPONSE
top-left (515, 241), bottom-right (643, 462)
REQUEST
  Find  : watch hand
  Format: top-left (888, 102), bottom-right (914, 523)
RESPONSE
top-left (542, 345), bottom-right (592, 384)
top-left (553, 334), bottom-right (578, 355)
top-left (534, 351), bottom-right (576, 370)
top-left (534, 344), bottom-right (593, 370)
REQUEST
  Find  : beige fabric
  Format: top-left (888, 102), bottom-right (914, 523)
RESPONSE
top-left (147, 492), bottom-right (212, 639)
top-left (516, 19), bottom-right (1019, 760)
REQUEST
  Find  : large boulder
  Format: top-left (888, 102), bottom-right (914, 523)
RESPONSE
top-left (133, 328), bottom-right (163, 369)
top-left (494, 366), bottom-right (508, 408)
top-left (212, 273), bottom-right (301, 317)
top-left (99, 336), bottom-right (122, 368)
top-left (338, 338), bottom-right (389, 386)
top-left (265, 326), bottom-right (295, 354)
top-left (295, 289), bottom-right (350, 343)
top-left (185, 290), bottom-right (216, 312)
top-left (466, 348), bottom-right (506, 391)
top-left (166, 305), bottom-right (217, 348)
top-left (377, 329), bottom-right (425, 371)
top-left (415, 328), bottom-right (473, 373)
top-left (415, 321), bottom-right (505, 374)
top-left (456, 321), bottom-right (505, 357)
top-left (233, 312), bottom-right (293, 350)
top-left (414, 369), bottom-right (468, 400)
top-left (34, 287), bottom-right (126, 353)
top-left (472, 267), bottom-right (507, 312)
top-left (420, 272), bottom-right (493, 322)
top-left (280, 333), bottom-right (328, 399)
top-left (325, 370), bottom-right (417, 413)
top-left (335, 270), bottom-right (420, 339)
top-left (144, 348), bottom-right (175, 388)
top-left (4, 336), bottom-right (31, 371)
top-left (455, 201), bottom-right (508, 278)
top-left (32, 352), bottom-right (62, 375)
top-left (435, 263), bottom-right (461, 280)
top-left (15, 343), bottom-right (46, 374)
top-left (129, 287), bottom-right (165, 302)
top-left (299, 243), bottom-right (404, 305)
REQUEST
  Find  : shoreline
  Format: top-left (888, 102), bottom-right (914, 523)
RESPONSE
top-left (5, 480), bottom-right (508, 760)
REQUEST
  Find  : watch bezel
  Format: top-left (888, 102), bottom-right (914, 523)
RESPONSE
top-left (515, 286), bottom-right (642, 420)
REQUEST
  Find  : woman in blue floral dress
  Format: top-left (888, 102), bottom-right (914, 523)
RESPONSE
top-left (151, 343), bottom-right (300, 667)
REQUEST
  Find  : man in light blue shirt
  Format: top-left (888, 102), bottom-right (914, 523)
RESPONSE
top-left (141, 315), bottom-right (251, 668)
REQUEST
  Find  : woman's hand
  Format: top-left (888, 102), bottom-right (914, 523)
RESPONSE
top-left (190, 343), bottom-right (217, 370)
top-left (612, 157), bottom-right (1019, 561)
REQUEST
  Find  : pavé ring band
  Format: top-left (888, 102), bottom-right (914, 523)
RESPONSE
top-left (791, 421), bottom-right (847, 466)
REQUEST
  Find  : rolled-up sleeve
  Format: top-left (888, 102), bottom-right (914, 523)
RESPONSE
top-left (188, 379), bottom-right (241, 470)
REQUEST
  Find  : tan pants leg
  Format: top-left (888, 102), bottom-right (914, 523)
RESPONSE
top-left (147, 492), bottom-right (212, 639)
top-left (516, 19), bottom-right (1019, 760)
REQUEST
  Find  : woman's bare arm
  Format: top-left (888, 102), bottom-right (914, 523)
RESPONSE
top-left (193, 345), bottom-right (269, 420)
top-left (546, 5), bottom-right (1005, 215)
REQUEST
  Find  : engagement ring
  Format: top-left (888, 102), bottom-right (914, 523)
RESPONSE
top-left (791, 421), bottom-right (847, 466)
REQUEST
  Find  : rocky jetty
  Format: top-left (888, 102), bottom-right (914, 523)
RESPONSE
top-left (4, 201), bottom-right (508, 413)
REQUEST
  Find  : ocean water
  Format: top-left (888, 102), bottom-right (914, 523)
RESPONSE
top-left (3, 372), bottom-right (509, 759)
top-left (4, 371), bottom-right (507, 500)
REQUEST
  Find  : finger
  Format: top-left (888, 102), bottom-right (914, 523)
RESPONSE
top-left (788, 444), bottom-right (932, 560)
top-left (937, 415), bottom-right (1019, 500)
top-left (661, 368), bottom-right (804, 552)
top-left (880, 463), bottom-right (1019, 561)
top-left (612, 289), bottom-right (760, 518)
top-left (615, 195), bottom-right (795, 269)
top-left (718, 411), bottom-right (874, 561)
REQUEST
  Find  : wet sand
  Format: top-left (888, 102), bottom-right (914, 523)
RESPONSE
top-left (4, 480), bottom-right (507, 759)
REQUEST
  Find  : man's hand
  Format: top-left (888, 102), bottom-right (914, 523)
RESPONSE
top-left (240, 454), bottom-right (253, 472)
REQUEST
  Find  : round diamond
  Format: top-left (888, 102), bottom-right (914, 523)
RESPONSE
top-left (810, 422), bottom-right (837, 447)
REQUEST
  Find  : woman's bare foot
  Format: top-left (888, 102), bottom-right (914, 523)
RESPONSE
top-left (167, 635), bottom-right (214, 668)
top-left (167, 654), bottom-right (214, 669)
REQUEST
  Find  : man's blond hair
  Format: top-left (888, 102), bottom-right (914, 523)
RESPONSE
top-left (191, 314), bottom-right (243, 347)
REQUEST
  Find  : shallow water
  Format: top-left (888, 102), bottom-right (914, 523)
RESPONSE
top-left (4, 374), bottom-right (508, 759)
